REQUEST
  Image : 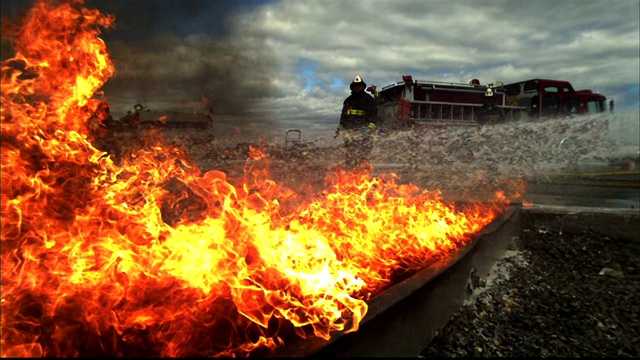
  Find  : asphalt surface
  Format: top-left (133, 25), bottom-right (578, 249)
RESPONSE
top-left (525, 170), bottom-right (640, 209)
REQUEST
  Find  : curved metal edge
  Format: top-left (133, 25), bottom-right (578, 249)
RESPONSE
top-left (270, 203), bottom-right (520, 357)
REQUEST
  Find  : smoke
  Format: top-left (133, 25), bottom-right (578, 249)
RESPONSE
top-left (1, 0), bottom-right (282, 140)
top-left (100, 33), bottom-right (277, 116)
top-left (83, 0), bottom-right (281, 140)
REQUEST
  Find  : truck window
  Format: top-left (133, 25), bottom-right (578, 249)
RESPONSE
top-left (543, 95), bottom-right (559, 116)
top-left (504, 83), bottom-right (520, 96)
top-left (544, 86), bottom-right (559, 93)
top-left (524, 81), bottom-right (538, 93)
top-left (563, 97), bottom-right (579, 114)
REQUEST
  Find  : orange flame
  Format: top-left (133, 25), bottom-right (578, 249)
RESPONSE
top-left (1, 0), bottom-right (513, 357)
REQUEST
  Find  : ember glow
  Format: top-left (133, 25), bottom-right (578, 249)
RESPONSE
top-left (1, 0), bottom-right (512, 357)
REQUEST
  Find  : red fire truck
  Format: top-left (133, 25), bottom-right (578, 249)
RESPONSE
top-left (372, 75), bottom-right (611, 130)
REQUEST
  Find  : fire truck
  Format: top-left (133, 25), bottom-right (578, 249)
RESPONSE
top-left (372, 75), bottom-right (611, 130)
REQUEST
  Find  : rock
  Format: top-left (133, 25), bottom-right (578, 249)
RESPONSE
top-left (599, 267), bottom-right (625, 278)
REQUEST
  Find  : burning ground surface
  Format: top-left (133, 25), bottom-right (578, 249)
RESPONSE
top-left (1, 1), bottom-right (515, 357)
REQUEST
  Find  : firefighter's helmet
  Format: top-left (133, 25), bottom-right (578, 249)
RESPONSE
top-left (484, 86), bottom-right (494, 97)
top-left (350, 75), bottom-right (367, 90)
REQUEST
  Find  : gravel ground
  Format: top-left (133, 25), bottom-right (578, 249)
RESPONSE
top-left (421, 214), bottom-right (640, 358)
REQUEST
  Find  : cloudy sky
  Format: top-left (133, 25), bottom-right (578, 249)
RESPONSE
top-left (3, 0), bottom-right (639, 141)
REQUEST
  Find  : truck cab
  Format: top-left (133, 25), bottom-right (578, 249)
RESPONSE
top-left (501, 79), bottom-right (608, 119)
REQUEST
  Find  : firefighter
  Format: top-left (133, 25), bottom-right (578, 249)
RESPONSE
top-left (478, 84), bottom-right (504, 124)
top-left (335, 75), bottom-right (378, 169)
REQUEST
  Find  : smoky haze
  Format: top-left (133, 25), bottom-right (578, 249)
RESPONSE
top-left (100, 32), bottom-right (278, 119)
top-left (87, 0), bottom-right (281, 137)
top-left (3, 0), bottom-right (280, 122)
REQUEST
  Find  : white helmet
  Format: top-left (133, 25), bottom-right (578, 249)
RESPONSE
top-left (350, 75), bottom-right (367, 90)
top-left (484, 87), bottom-right (494, 97)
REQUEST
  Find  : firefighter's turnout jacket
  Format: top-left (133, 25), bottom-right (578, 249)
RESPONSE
top-left (339, 90), bottom-right (378, 130)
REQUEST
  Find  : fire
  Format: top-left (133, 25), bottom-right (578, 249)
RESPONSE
top-left (1, 0), bottom-right (512, 357)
